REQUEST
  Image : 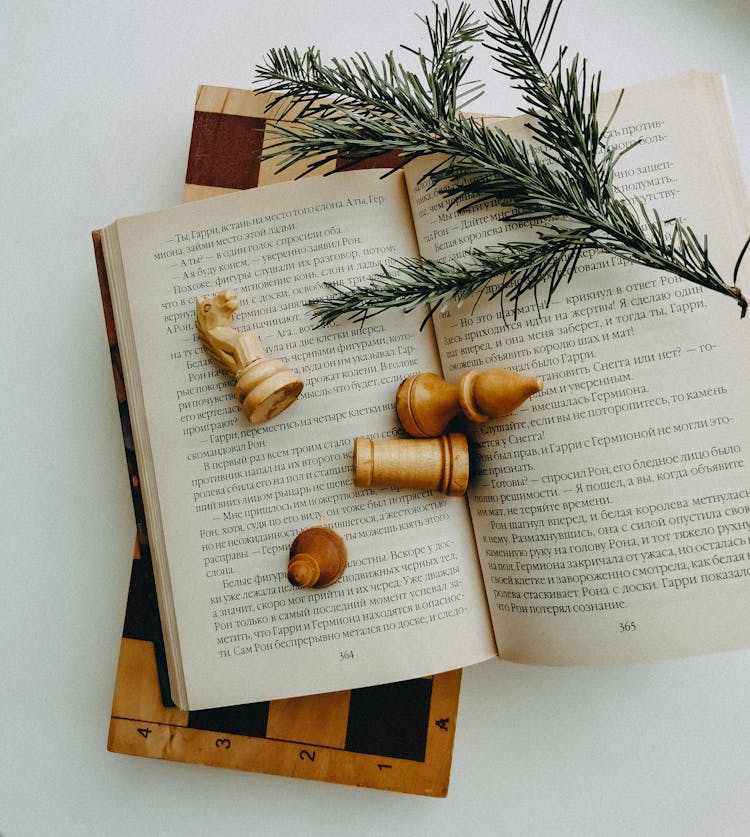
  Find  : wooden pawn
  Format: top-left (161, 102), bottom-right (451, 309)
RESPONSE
top-left (353, 433), bottom-right (469, 496)
top-left (287, 527), bottom-right (348, 589)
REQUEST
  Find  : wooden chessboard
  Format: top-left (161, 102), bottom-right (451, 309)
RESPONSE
top-left (108, 544), bottom-right (461, 795)
top-left (103, 84), bottom-right (463, 796)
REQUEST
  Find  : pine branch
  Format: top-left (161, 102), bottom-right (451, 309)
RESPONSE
top-left (310, 230), bottom-right (591, 327)
top-left (256, 3), bottom-right (486, 173)
top-left (255, 0), bottom-right (748, 323)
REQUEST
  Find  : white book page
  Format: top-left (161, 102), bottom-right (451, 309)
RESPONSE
top-left (406, 73), bottom-right (750, 664)
top-left (105, 169), bottom-right (495, 709)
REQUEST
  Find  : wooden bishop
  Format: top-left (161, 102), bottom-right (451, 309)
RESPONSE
top-left (196, 289), bottom-right (303, 423)
top-left (396, 368), bottom-right (543, 437)
top-left (353, 433), bottom-right (470, 496)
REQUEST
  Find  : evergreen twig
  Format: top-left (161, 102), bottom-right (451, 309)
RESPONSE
top-left (255, 0), bottom-right (748, 325)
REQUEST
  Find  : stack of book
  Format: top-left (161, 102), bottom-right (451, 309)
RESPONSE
top-left (95, 73), bottom-right (750, 796)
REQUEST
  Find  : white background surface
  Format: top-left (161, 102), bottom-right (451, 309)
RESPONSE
top-left (2, 1), bottom-right (749, 835)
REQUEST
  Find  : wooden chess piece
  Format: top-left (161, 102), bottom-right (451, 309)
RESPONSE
top-left (353, 433), bottom-right (470, 496)
top-left (196, 289), bottom-right (304, 423)
top-left (287, 527), bottom-right (348, 588)
top-left (396, 368), bottom-right (543, 437)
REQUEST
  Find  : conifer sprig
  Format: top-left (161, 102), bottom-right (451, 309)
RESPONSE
top-left (255, 0), bottom-right (748, 325)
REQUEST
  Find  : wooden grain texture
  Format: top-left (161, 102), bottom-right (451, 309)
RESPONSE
top-left (354, 433), bottom-right (470, 496)
top-left (103, 85), bottom-right (463, 796)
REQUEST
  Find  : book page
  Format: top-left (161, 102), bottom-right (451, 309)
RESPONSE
top-left (103, 169), bottom-right (495, 709)
top-left (406, 73), bottom-right (750, 664)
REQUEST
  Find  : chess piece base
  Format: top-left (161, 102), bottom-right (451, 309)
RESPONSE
top-left (236, 359), bottom-right (304, 424)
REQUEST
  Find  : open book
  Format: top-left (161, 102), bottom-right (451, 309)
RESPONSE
top-left (98, 72), bottom-right (750, 711)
